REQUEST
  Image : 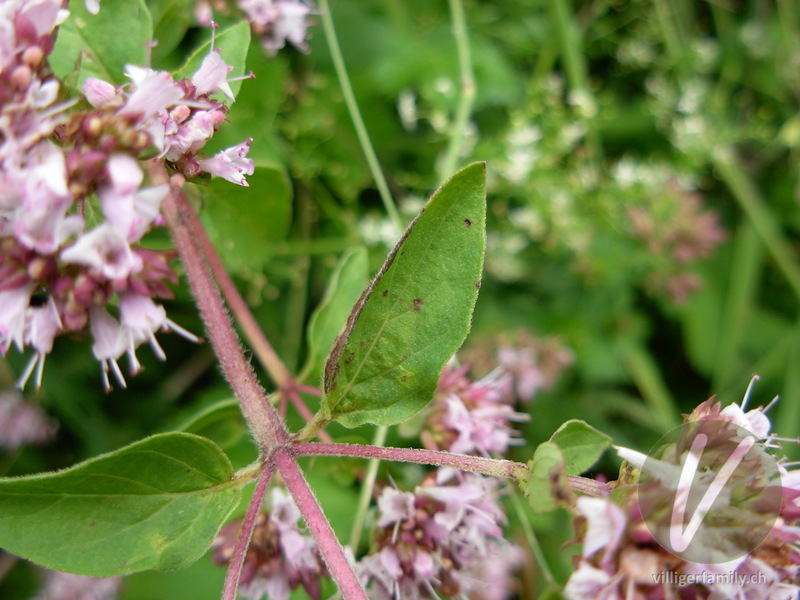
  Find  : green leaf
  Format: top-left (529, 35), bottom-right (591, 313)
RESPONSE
top-left (50, 0), bottom-right (153, 89)
top-left (549, 420), bottom-right (611, 476)
top-left (173, 21), bottom-right (251, 98)
top-left (302, 248), bottom-right (370, 380)
top-left (148, 0), bottom-right (196, 66)
top-left (321, 162), bottom-right (486, 428)
top-left (519, 441), bottom-right (575, 513)
top-left (197, 165), bottom-right (292, 272)
top-left (0, 433), bottom-right (243, 576)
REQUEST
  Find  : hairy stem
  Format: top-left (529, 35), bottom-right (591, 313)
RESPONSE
top-left (274, 450), bottom-right (367, 600)
top-left (318, 0), bottom-right (401, 229)
top-left (291, 442), bottom-right (528, 480)
top-left (221, 462), bottom-right (275, 600)
top-left (438, 0), bottom-right (476, 182)
top-left (184, 194), bottom-right (294, 389)
top-left (161, 183), bottom-right (287, 448)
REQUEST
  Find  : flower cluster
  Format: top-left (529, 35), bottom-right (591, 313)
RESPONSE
top-left (0, 1), bottom-right (253, 390)
top-left (565, 381), bottom-right (800, 600)
top-left (359, 472), bottom-right (523, 600)
top-left (422, 362), bottom-right (529, 462)
top-left (212, 487), bottom-right (328, 600)
top-left (197, 0), bottom-right (314, 56)
top-left (625, 180), bottom-right (726, 303)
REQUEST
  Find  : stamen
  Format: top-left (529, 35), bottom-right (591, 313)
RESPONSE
top-left (16, 353), bottom-right (39, 390)
top-left (148, 331), bottom-right (166, 361)
top-left (166, 318), bottom-right (202, 343)
top-left (227, 71), bottom-right (256, 83)
top-left (741, 374), bottom-right (760, 411)
top-left (764, 394), bottom-right (780, 413)
top-left (109, 358), bottom-right (127, 389)
top-left (35, 352), bottom-right (45, 390)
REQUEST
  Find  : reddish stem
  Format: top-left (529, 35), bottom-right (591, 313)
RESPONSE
top-left (158, 177), bottom-right (366, 598)
top-left (221, 462), bottom-right (275, 600)
top-left (297, 383), bottom-right (322, 396)
top-left (567, 475), bottom-right (611, 497)
top-left (184, 192), bottom-right (294, 390)
top-left (161, 184), bottom-right (287, 448)
top-left (274, 450), bottom-right (367, 600)
top-left (290, 442), bottom-right (529, 480)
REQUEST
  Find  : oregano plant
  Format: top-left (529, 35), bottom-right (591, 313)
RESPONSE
top-left (2, 1), bottom-right (800, 600)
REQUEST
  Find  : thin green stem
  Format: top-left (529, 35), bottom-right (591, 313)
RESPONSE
top-left (438, 0), bottom-right (476, 182)
top-left (348, 425), bottom-right (388, 552)
top-left (508, 486), bottom-right (555, 585)
top-left (318, 0), bottom-right (401, 229)
top-left (714, 150), bottom-right (800, 300)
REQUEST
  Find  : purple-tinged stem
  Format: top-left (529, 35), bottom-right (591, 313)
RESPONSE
top-left (161, 184), bottom-right (287, 448)
top-left (184, 192), bottom-right (294, 390)
top-left (290, 442), bottom-right (529, 480)
top-left (297, 383), bottom-right (322, 397)
top-left (567, 475), bottom-right (611, 497)
top-left (221, 462), bottom-right (275, 600)
top-left (274, 450), bottom-right (367, 600)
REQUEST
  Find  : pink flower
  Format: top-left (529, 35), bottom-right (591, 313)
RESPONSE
top-left (238, 0), bottom-right (314, 55)
top-left (98, 154), bottom-right (168, 242)
top-left (82, 77), bottom-right (118, 107)
top-left (61, 224), bottom-right (143, 281)
top-left (197, 139), bottom-right (255, 186)
top-left (192, 50), bottom-right (235, 100)
top-left (89, 306), bottom-right (128, 390)
top-left (119, 67), bottom-right (184, 120)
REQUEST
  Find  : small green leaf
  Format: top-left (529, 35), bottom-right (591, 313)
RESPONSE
top-left (302, 248), bottom-right (370, 380)
top-left (519, 441), bottom-right (575, 513)
top-left (197, 165), bottom-right (292, 272)
top-left (50, 0), bottom-right (153, 89)
top-left (173, 21), bottom-right (251, 98)
top-left (322, 162), bottom-right (487, 428)
top-left (550, 419), bottom-right (612, 476)
top-left (0, 433), bottom-right (243, 576)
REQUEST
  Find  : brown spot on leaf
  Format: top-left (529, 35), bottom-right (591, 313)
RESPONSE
top-left (400, 374), bottom-right (409, 381)
top-left (359, 341), bottom-right (365, 348)
top-left (475, 281), bottom-right (481, 289)
top-left (344, 351), bottom-right (355, 365)
top-left (382, 290), bottom-right (388, 297)
top-left (412, 298), bottom-right (424, 311)
top-left (464, 218), bottom-right (472, 227)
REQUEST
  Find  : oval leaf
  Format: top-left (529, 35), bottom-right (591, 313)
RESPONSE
top-left (322, 162), bottom-right (487, 427)
top-left (550, 419), bottom-right (612, 476)
top-left (0, 433), bottom-right (243, 576)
